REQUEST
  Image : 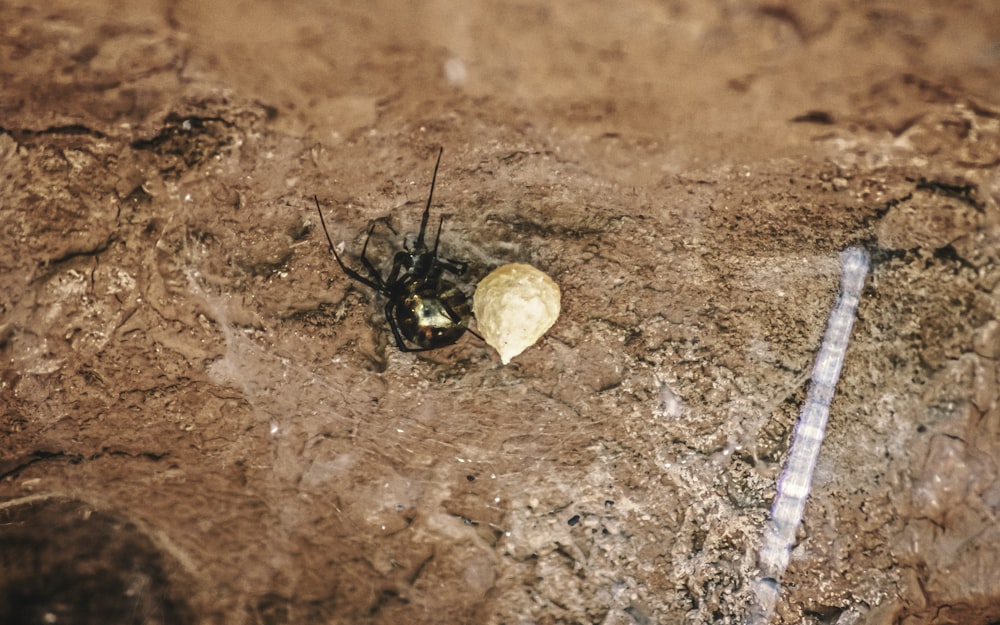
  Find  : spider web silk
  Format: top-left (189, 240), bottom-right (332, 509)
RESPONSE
top-left (748, 247), bottom-right (870, 624)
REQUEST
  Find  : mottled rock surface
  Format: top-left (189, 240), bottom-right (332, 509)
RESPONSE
top-left (2, 2), bottom-right (999, 624)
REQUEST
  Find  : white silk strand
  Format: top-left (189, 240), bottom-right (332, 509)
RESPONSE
top-left (748, 248), bottom-right (870, 624)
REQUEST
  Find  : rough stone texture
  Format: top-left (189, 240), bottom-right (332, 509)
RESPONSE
top-left (2, 2), bottom-right (1000, 625)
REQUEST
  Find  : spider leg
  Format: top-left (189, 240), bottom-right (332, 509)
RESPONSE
top-left (314, 196), bottom-right (386, 294)
top-left (466, 327), bottom-right (485, 342)
top-left (385, 251), bottom-right (410, 286)
top-left (435, 296), bottom-right (464, 324)
top-left (358, 222), bottom-right (387, 286)
top-left (415, 147), bottom-right (444, 252)
top-left (384, 300), bottom-right (414, 351)
top-left (435, 257), bottom-right (468, 276)
top-left (374, 215), bottom-right (398, 236)
top-left (431, 214), bottom-right (445, 257)
top-left (429, 214), bottom-right (469, 277)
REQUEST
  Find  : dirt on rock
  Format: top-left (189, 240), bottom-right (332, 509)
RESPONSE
top-left (3, 2), bottom-right (1000, 625)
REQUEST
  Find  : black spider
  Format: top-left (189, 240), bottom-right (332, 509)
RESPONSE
top-left (315, 147), bottom-right (476, 352)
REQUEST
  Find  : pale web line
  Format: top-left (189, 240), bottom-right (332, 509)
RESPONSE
top-left (747, 248), bottom-right (870, 624)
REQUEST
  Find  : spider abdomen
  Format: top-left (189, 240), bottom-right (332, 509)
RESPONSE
top-left (397, 283), bottom-right (471, 349)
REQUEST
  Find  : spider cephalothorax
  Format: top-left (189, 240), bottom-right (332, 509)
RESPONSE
top-left (315, 148), bottom-right (475, 352)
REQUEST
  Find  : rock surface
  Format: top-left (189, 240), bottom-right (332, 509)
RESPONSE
top-left (2, 2), bottom-right (1000, 624)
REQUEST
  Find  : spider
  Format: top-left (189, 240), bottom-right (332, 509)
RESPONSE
top-left (315, 147), bottom-right (477, 352)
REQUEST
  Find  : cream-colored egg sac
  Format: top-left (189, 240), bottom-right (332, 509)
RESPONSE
top-left (473, 263), bottom-right (561, 364)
